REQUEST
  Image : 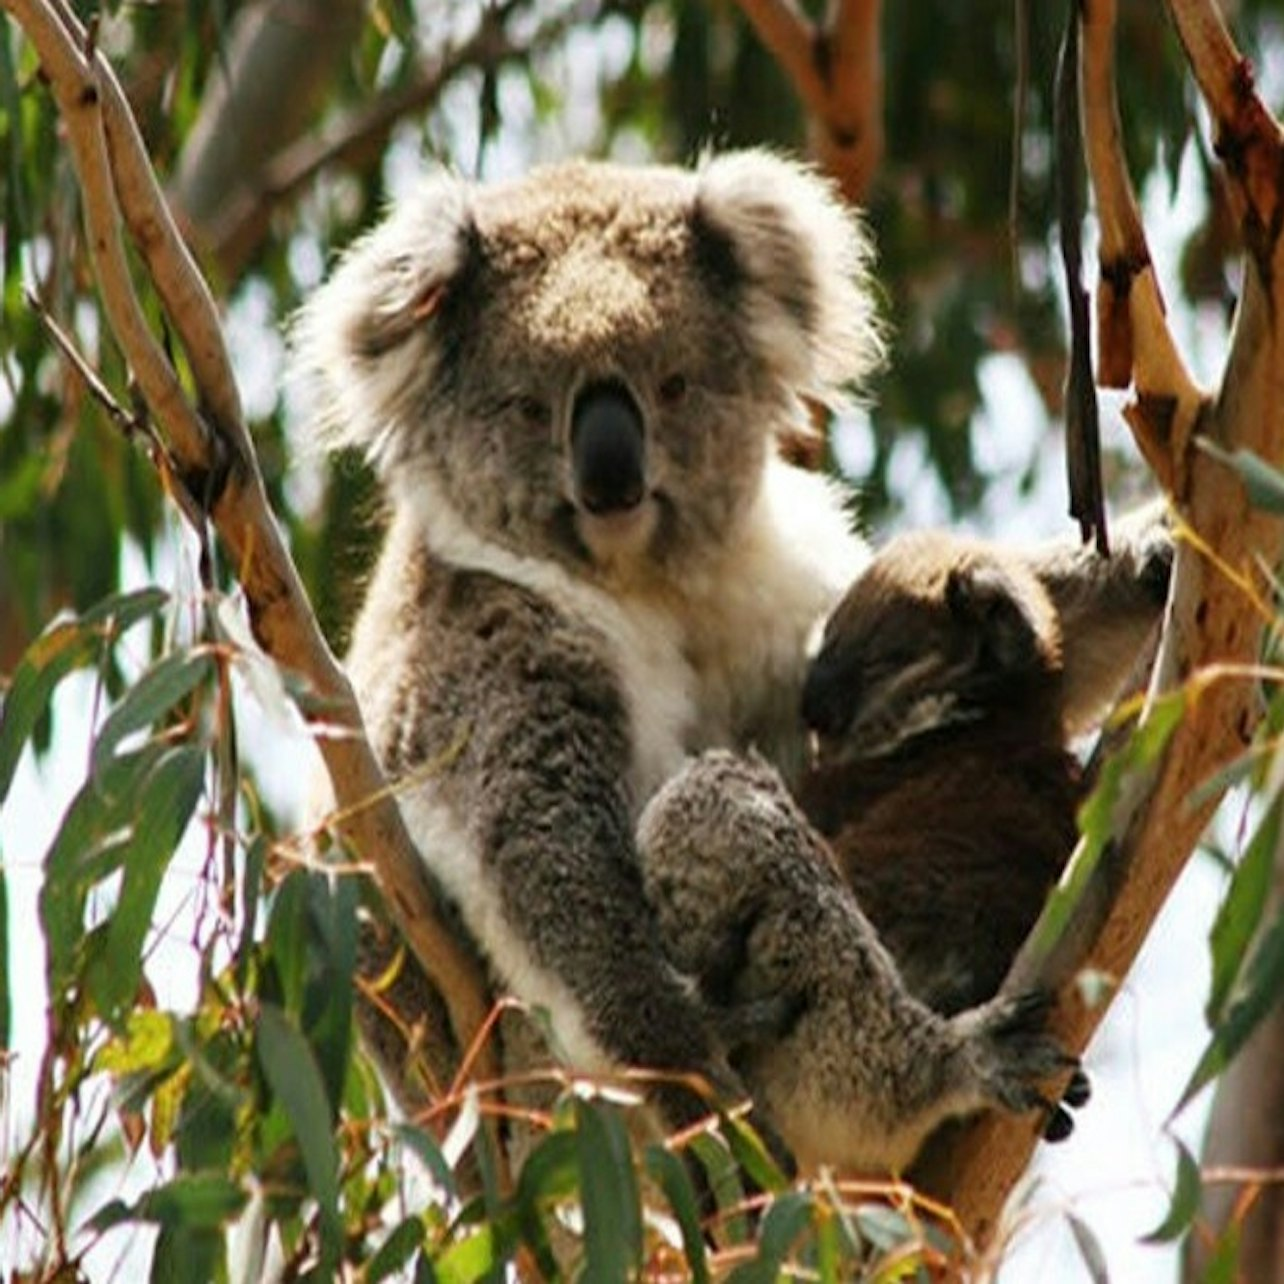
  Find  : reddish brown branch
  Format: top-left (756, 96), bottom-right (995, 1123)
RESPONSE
top-left (732, 0), bottom-right (884, 203)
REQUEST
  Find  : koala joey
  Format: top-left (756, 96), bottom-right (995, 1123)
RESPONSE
top-left (799, 527), bottom-right (1171, 1142)
top-left (638, 750), bottom-right (1074, 1173)
top-left (799, 530), bottom-right (1085, 1018)
top-left (291, 149), bottom-right (1169, 1137)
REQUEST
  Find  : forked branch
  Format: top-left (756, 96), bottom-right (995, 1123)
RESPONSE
top-left (732, 0), bottom-right (884, 202)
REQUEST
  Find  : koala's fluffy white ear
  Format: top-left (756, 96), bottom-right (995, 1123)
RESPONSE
top-left (695, 151), bottom-right (884, 404)
top-left (288, 173), bottom-right (474, 466)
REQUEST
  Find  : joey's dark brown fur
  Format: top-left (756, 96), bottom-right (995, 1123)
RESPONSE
top-left (799, 530), bottom-right (1084, 1017)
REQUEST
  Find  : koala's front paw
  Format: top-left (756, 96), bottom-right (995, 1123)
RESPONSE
top-left (967, 990), bottom-right (1077, 1117)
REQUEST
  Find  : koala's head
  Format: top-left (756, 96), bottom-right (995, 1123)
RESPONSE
top-left (801, 532), bottom-right (1064, 762)
top-left (291, 152), bottom-right (881, 577)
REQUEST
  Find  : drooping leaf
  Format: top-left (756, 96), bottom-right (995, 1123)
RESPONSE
top-left (85, 744), bottom-right (207, 1024)
top-left (393, 1122), bottom-right (457, 1200)
top-left (1178, 905), bottom-right (1284, 1113)
top-left (1026, 690), bottom-right (1185, 963)
top-left (367, 1215), bottom-right (428, 1283)
top-left (0, 586), bottom-right (169, 803)
top-left (149, 1224), bottom-right (225, 1284)
top-left (1066, 1212), bottom-right (1110, 1283)
top-left (644, 1144), bottom-right (709, 1284)
top-left (513, 1127), bottom-right (579, 1276)
top-left (575, 1095), bottom-right (643, 1281)
top-left (91, 649), bottom-right (212, 774)
top-left (1206, 798), bottom-right (1280, 1026)
top-left (255, 1002), bottom-right (342, 1267)
top-left (720, 1110), bottom-right (790, 1195)
top-left (40, 741), bottom-right (170, 1001)
top-left (727, 1190), bottom-right (812, 1283)
top-left (1141, 1138), bottom-right (1203, 1245)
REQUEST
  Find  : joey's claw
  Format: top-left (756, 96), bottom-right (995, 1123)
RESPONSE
top-left (1043, 1104), bottom-right (1076, 1143)
top-left (1063, 1066), bottom-right (1092, 1109)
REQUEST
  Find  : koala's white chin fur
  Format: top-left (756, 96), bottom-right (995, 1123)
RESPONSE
top-left (575, 498), bottom-right (660, 568)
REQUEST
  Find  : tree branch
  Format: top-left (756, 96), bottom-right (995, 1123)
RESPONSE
top-left (919, 0), bottom-right (1284, 1247)
top-left (193, 0), bottom-right (584, 281)
top-left (731, 0), bottom-right (884, 203)
top-left (4, 0), bottom-right (497, 1089)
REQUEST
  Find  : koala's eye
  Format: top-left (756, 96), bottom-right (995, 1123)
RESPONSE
top-left (514, 395), bottom-right (551, 429)
top-left (658, 373), bottom-right (688, 406)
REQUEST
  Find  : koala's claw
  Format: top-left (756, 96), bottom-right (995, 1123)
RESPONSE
top-left (1040, 1065), bottom-right (1093, 1142)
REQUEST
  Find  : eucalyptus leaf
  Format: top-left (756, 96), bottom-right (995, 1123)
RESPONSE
top-left (575, 1096), bottom-right (642, 1281)
top-left (0, 587), bottom-right (168, 804)
top-left (256, 1002), bottom-right (342, 1267)
top-left (1141, 1139), bottom-right (1203, 1245)
top-left (644, 1144), bottom-right (709, 1284)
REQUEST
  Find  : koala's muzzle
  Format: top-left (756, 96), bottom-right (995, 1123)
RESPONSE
top-left (571, 381), bottom-right (646, 514)
top-left (801, 646), bottom-right (856, 739)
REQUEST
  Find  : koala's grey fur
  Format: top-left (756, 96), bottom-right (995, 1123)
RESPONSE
top-left (638, 751), bottom-right (1070, 1172)
top-left (290, 150), bottom-right (1166, 1143)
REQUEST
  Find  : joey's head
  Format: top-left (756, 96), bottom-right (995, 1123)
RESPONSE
top-left (290, 152), bottom-right (881, 579)
top-left (802, 532), bottom-right (1065, 764)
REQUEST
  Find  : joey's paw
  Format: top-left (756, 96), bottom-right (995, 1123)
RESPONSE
top-left (973, 990), bottom-right (1077, 1116)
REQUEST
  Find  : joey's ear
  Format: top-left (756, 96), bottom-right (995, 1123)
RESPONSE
top-left (288, 172), bottom-right (476, 465)
top-left (946, 564), bottom-right (1052, 675)
top-left (693, 150), bottom-right (884, 404)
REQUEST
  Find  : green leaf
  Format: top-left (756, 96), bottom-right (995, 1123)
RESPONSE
top-left (1066, 1213), bottom-right (1109, 1283)
top-left (1141, 1139), bottom-right (1203, 1245)
top-left (727, 1190), bottom-right (812, 1283)
top-left (134, 1172), bottom-right (249, 1228)
top-left (575, 1095), bottom-right (642, 1281)
top-left (40, 741), bottom-right (169, 1002)
top-left (95, 1010), bottom-right (177, 1076)
top-left (1178, 905), bottom-right (1284, 1113)
top-left (513, 1127), bottom-right (579, 1276)
top-left (1207, 799), bottom-right (1280, 1026)
top-left (0, 587), bottom-right (169, 804)
top-left (1198, 440), bottom-right (1284, 515)
top-left (85, 745), bottom-right (206, 1024)
top-left (720, 1111), bottom-right (789, 1195)
top-left (1026, 690), bottom-right (1185, 964)
top-left (368, 1215), bottom-right (427, 1283)
top-left (392, 1122), bottom-right (457, 1199)
top-left (1200, 1223), bottom-right (1240, 1284)
top-left (689, 1131), bottom-right (749, 1244)
top-left (91, 650), bottom-right (212, 774)
top-left (433, 1226), bottom-right (502, 1284)
top-left (851, 1201), bottom-right (913, 1252)
top-left (644, 1145), bottom-right (709, 1284)
top-left (150, 1224), bottom-right (224, 1284)
top-left (256, 1002), bottom-right (342, 1267)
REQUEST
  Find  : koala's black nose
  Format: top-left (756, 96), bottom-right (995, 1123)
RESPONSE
top-left (800, 648), bottom-right (854, 738)
top-left (571, 380), bottom-right (646, 514)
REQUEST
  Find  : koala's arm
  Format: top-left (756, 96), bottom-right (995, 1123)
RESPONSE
top-left (1028, 502), bottom-right (1173, 732)
top-left (361, 564), bottom-right (727, 1128)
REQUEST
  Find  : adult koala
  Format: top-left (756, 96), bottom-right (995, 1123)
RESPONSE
top-left (291, 151), bottom-right (1162, 1142)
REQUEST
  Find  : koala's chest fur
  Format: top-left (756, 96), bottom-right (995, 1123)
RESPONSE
top-left (361, 458), bottom-right (864, 801)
